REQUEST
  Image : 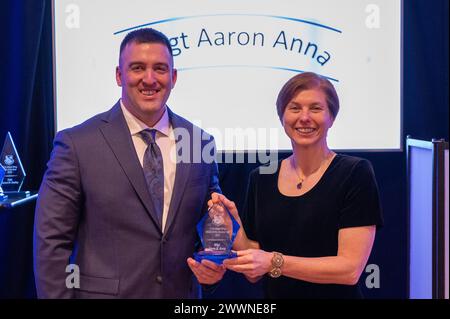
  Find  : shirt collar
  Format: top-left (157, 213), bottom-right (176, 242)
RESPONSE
top-left (120, 99), bottom-right (170, 137)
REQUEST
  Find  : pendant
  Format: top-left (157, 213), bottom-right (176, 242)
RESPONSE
top-left (296, 182), bottom-right (302, 189)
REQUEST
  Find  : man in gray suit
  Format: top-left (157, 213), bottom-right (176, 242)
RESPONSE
top-left (34, 28), bottom-right (225, 298)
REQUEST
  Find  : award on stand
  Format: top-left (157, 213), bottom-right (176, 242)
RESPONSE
top-left (193, 201), bottom-right (240, 265)
top-left (0, 132), bottom-right (28, 196)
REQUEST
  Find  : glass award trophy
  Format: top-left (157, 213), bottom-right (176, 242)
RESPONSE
top-left (194, 201), bottom-right (240, 265)
top-left (0, 132), bottom-right (27, 194)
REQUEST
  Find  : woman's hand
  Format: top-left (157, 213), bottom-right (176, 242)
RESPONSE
top-left (187, 258), bottom-right (226, 285)
top-left (208, 193), bottom-right (260, 251)
top-left (223, 249), bottom-right (273, 282)
top-left (208, 192), bottom-right (242, 225)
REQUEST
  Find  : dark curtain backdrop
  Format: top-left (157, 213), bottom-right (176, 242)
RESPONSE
top-left (0, 0), bottom-right (53, 298)
top-left (0, 0), bottom-right (448, 299)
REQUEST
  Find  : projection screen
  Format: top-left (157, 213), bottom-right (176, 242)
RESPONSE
top-left (53, 0), bottom-right (402, 151)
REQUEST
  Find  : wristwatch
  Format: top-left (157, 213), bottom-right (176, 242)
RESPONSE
top-left (269, 252), bottom-right (284, 278)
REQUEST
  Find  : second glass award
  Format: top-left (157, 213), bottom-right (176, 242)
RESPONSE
top-left (0, 132), bottom-right (26, 193)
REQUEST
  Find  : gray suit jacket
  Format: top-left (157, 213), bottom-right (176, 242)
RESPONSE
top-left (34, 102), bottom-right (220, 298)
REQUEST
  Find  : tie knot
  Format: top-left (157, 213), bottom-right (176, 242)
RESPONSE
top-left (140, 129), bottom-right (157, 145)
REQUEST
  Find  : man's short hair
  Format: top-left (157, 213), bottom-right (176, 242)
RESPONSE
top-left (119, 28), bottom-right (173, 64)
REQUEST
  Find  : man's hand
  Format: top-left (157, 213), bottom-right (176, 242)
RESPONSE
top-left (187, 257), bottom-right (226, 285)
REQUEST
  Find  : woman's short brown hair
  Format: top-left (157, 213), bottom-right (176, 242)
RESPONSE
top-left (276, 72), bottom-right (340, 120)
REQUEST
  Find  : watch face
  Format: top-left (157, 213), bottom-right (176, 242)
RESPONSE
top-left (269, 268), bottom-right (282, 278)
top-left (269, 252), bottom-right (283, 278)
top-left (272, 252), bottom-right (284, 268)
top-left (273, 255), bottom-right (283, 267)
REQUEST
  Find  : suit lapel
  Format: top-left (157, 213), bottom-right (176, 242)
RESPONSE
top-left (164, 109), bottom-right (191, 235)
top-left (99, 102), bottom-right (162, 231)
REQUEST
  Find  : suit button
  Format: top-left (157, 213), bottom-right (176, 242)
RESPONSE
top-left (156, 275), bottom-right (163, 284)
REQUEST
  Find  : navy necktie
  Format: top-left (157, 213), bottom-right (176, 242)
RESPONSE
top-left (140, 129), bottom-right (164, 225)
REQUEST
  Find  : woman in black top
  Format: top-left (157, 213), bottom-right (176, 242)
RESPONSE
top-left (214, 72), bottom-right (383, 298)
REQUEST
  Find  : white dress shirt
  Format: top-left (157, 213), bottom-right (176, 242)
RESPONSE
top-left (120, 100), bottom-right (176, 233)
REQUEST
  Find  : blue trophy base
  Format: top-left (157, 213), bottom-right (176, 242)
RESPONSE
top-left (193, 251), bottom-right (237, 265)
